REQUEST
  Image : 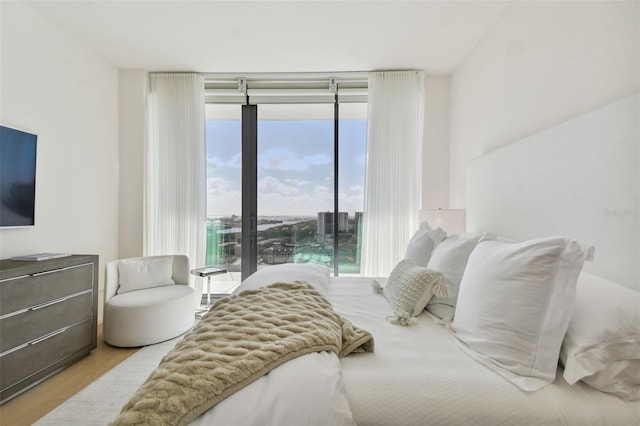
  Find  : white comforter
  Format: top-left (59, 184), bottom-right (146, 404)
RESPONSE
top-left (35, 273), bottom-right (640, 425)
top-left (191, 351), bottom-right (355, 426)
top-left (330, 277), bottom-right (640, 426)
top-left (193, 275), bottom-right (639, 425)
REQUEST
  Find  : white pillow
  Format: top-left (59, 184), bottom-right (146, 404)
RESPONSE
top-left (560, 271), bottom-right (640, 400)
top-left (233, 263), bottom-right (331, 299)
top-left (424, 233), bottom-right (487, 322)
top-left (404, 226), bottom-right (446, 267)
top-left (452, 237), bottom-right (591, 391)
top-left (117, 257), bottom-right (175, 294)
top-left (419, 220), bottom-right (433, 231)
top-left (382, 259), bottom-right (448, 319)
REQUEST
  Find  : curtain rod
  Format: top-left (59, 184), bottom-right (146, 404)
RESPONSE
top-left (202, 71), bottom-right (371, 79)
top-left (148, 70), bottom-right (423, 80)
top-left (147, 71), bottom-right (367, 79)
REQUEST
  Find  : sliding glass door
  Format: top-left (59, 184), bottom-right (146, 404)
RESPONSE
top-left (337, 103), bottom-right (367, 274)
top-left (205, 104), bottom-right (243, 289)
top-left (205, 95), bottom-right (366, 283)
top-left (256, 104), bottom-right (335, 270)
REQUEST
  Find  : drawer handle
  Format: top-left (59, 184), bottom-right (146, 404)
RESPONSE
top-left (30, 297), bottom-right (67, 310)
top-left (0, 274), bottom-right (30, 283)
top-left (29, 328), bottom-right (67, 345)
top-left (32, 268), bottom-right (67, 276)
top-left (31, 263), bottom-right (93, 277)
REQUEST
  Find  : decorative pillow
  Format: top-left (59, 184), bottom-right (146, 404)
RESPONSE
top-left (117, 257), bottom-right (175, 294)
top-left (424, 233), bottom-right (488, 322)
top-left (560, 271), bottom-right (640, 400)
top-left (233, 263), bottom-right (331, 299)
top-left (404, 225), bottom-right (447, 267)
top-left (376, 259), bottom-right (448, 325)
top-left (451, 237), bottom-right (591, 391)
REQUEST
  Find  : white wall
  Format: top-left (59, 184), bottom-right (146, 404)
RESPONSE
top-left (466, 95), bottom-right (638, 288)
top-left (449, 0), bottom-right (639, 286)
top-left (422, 76), bottom-right (450, 209)
top-left (0, 2), bottom-right (120, 322)
top-left (450, 0), bottom-right (639, 207)
top-left (118, 70), bottom-right (147, 259)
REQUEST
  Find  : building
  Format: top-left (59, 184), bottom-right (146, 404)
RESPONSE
top-left (262, 244), bottom-right (294, 264)
top-left (317, 212), bottom-right (349, 242)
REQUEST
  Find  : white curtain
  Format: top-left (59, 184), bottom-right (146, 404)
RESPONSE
top-left (361, 71), bottom-right (425, 276)
top-left (146, 73), bottom-right (206, 307)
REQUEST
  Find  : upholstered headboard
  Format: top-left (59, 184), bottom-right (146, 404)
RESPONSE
top-left (466, 94), bottom-right (639, 290)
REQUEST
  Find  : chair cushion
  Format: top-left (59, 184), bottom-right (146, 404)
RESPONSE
top-left (104, 285), bottom-right (195, 347)
top-left (109, 284), bottom-right (192, 307)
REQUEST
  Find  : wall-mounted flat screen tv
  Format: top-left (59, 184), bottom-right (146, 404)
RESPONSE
top-left (0, 125), bottom-right (37, 228)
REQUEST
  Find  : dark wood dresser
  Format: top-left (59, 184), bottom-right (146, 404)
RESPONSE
top-left (0, 254), bottom-right (98, 404)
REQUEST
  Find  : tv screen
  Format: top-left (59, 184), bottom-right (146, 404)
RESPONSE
top-left (0, 125), bottom-right (37, 228)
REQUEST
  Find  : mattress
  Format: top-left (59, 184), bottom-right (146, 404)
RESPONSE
top-left (328, 276), bottom-right (640, 426)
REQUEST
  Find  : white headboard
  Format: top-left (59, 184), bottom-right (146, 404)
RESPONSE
top-left (467, 94), bottom-right (639, 290)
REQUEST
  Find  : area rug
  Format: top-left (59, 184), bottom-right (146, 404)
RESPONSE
top-left (35, 337), bottom-right (181, 425)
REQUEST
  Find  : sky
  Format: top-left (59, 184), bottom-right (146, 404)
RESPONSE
top-left (206, 118), bottom-right (367, 218)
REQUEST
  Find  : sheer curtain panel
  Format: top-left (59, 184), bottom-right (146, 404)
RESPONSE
top-left (146, 73), bottom-right (206, 307)
top-left (361, 71), bottom-right (424, 276)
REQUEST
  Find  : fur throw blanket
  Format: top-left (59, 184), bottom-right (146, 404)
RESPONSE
top-left (111, 282), bottom-right (374, 426)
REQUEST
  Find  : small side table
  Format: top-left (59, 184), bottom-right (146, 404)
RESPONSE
top-left (191, 266), bottom-right (228, 316)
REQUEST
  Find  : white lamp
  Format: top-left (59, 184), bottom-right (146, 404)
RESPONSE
top-left (419, 209), bottom-right (466, 234)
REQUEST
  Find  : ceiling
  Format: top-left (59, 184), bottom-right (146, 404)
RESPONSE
top-left (23, 0), bottom-right (510, 75)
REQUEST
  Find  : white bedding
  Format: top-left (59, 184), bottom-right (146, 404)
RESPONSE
top-left (55, 273), bottom-right (637, 426)
top-left (329, 277), bottom-right (640, 426)
top-left (191, 351), bottom-right (355, 426)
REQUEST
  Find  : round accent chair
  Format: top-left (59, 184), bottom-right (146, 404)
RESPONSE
top-left (104, 255), bottom-right (195, 347)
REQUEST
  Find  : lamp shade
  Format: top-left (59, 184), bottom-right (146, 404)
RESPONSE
top-left (419, 209), bottom-right (466, 234)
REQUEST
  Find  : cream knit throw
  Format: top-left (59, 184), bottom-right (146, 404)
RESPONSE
top-left (111, 282), bottom-right (374, 426)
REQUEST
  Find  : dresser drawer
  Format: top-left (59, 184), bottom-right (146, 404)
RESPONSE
top-left (0, 319), bottom-right (93, 392)
top-left (0, 263), bottom-right (94, 315)
top-left (0, 291), bottom-right (93, 353)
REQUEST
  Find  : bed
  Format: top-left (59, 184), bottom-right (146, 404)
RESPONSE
top-left (110, 95), bottom-right (639, 425)
top-left (109, 264), bottom-right (639, 426)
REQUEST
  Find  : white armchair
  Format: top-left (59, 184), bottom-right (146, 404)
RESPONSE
top-left (103, 255), bottom-right (195, 347)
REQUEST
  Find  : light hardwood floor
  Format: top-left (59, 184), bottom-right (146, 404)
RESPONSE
top-left (0, 325), bottom-right (139, 426)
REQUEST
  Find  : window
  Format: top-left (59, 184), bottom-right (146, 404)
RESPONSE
top-left (204, 75), bottom-right (367, 289)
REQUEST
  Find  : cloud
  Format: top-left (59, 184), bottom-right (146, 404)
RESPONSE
top-left (227, 152), bottom-right (242, 168)
top-left (314, 185), bottom-right (331, 196)
top-left (206, 176), bottom-right (363, 217)
top-left (206, 177), bottom-right (241, 216)
top-left (258, 176), bottom-right (301, 196)
top-left (260, 148), bottom-right (331, 171)
top-left (207, 156), bottom-right (225, 170)
top-left (284, 178), bottom-right (310, 186)
top-left (207, 177), bottom-right (232, 191)
top-left (207, 153), bottom-right (241, 177)
top-left (338, 190), bottom-right (364, 213)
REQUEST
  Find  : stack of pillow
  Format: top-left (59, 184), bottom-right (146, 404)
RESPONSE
top-left (378, 222), bottom-right (490, 326)
top-left (379, 221), bottom-right (638, 400)
top-left (375, 222), bottom-right (447, 323)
